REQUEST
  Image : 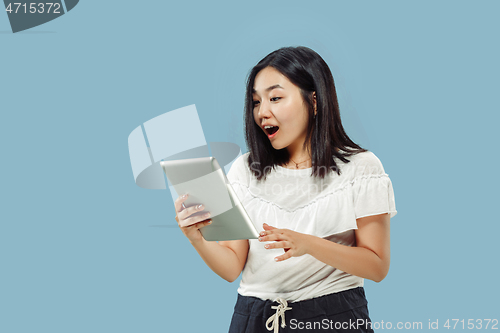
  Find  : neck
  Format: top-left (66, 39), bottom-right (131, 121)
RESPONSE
top-left (282, 147), bottom-right (342, 169)
top-left (284, 140), bottom-right (313, 169)
top-left (285, 152), bottom-right (312, 169)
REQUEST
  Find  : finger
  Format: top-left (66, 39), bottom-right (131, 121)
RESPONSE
top-left (259, 228), bottom-right (287, 239)
top-left (259, 233), bottom-right (285, 242)
top-left (188, 218), bottom-right (213, 230)
top-left (262, 227), bottom-right (287, 237)
top-left (174, 194), bottom-right (189, 214)
top-left (275, 251), bottom-right (293, 262)
top-left (182, 211), bottom-right (211, 228)
top-left (179, 203), bottom-right (206, 221)
top-left (259, 228), bottom-right (277, 237)
top-left (264, 241), bottom-right (290, 250)
top-left (263, 223), bottom-right (277, 230)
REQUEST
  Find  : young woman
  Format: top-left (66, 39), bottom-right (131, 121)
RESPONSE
top-left (174, 46), bottom-right (397, 333)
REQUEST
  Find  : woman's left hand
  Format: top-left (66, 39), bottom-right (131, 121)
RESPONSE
top-left (259, 223), bottom-right (313, 262)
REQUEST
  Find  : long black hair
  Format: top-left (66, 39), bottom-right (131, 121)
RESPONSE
top-left (244, 46), bottom-right (367, 181)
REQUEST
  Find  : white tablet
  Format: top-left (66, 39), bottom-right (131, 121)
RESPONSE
top-left (160, 157), bottom-right (259, 241)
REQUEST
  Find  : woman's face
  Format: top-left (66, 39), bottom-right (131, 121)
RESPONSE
top-left (252, 66), bottom-right (315, 154)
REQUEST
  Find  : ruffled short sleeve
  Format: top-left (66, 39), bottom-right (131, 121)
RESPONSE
top-left (351, 152), bottom-right (397, 220)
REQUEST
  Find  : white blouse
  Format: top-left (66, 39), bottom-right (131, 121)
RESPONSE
top-left (226, 150), bottom-right (397, 302)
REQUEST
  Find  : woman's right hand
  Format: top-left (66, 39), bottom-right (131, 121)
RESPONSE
top-left (174, 194), bottom-right (212, 244)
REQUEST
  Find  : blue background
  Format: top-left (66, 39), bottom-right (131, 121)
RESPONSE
top-left (1, 1), bottom-right (499, 332)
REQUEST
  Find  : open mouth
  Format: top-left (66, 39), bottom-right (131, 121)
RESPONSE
top-left (265, 126), bottom-right (279, 136)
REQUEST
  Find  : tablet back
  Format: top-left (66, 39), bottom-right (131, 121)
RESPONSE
top-left (161, 157), bottom-right (259, 241)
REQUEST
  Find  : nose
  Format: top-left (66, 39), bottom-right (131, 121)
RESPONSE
top-left (257, 99), bottom-right (273, 121)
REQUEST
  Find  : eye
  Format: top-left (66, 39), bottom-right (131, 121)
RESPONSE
top-left (271, 97), bottom-right (281, 102)
top-left (253, 100), bottom-right (260, 107)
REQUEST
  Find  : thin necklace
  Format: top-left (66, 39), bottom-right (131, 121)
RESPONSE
top-left (289, 157), bottom-right (311, 169)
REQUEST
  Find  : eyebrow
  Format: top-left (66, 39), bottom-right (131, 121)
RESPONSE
top-left (252, 84), bottom-right (284, 94)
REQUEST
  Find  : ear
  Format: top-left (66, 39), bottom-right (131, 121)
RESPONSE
top-left (312, 92), bottom-right (317, 115)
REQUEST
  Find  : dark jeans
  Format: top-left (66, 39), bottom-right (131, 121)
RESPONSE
top-left (228, 287), bottom-right (375, 333)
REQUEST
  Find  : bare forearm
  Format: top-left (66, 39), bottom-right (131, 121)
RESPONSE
top-left (306, 235), bottom-right (388, 282)
top-left (190, 239), bottom-right (241, 283)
